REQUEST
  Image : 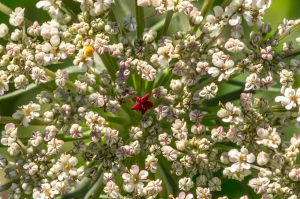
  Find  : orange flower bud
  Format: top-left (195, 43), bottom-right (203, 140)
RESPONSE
top-left (83, 46), bottom-right (93, 56)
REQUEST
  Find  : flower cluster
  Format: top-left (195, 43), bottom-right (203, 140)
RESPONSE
top-left (0, 0), bottom-right (300, 198)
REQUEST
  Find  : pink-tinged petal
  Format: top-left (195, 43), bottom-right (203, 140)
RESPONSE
top-left (139, 170), bottom-right (149, 179)
top-left (130, 165), bottom-right (139, 175)
top-left (5, 123), bottom-right (15, 131)
top-left (122, 173), bottom-right (131, 181)
top-left (136, 182), bottom-right (144, 190)
top-left (123, 182), bottom-right (134, 192)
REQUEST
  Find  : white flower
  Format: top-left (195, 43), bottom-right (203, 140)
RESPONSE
top-left (157, 42), bottom-right (175, 66)
top-left (224, 38), bottom-right (245, 53)
top-left (245, 73), bottom-right (260, 90)
top-left (104, 181), bottom-right (120, 198)
top-left (92, 0), bottom-right (113, 16)
top-left (208, 51), bottom-right (236, 81)
top-left (175, 192), bottom-right (194, 199)
top-left (1, 123), bottom-right (18, 146)
top-left (256, 127), bottom-right (281, 148)
top-left (9, 7), bottom-right (25, 27)
top-left (30, 67), bottom-right (47, 84)
top-left (40, 20), bottom-right (60, 40)
top-left (289, 168), bottom-right (300, 181)
top-left (248, 177), bottom-right (270, 194)
top-left (0, 23), bottom-right (9, 38)
top-left (278, 18), bottom-right (295, 36)
top-left (122, 165), bottom-right (149, 193)
top-left (73, 49), bottom-right (94, 72)
top-left (178, 177), bottom-right (194, 191)
top-left (217, 102), bottom-right (243, 124)
top-left (33, 183), bottom-right (59, 199)
top-left (0, 70), bottom-right (9, 95)
top-left (12, 102), bottom-right (40, 126)
top-left (228, 146), bottom-right (255, 172)
top-left (171, 119), bottom-right (188, 140)
top-left (275, 87), bottom-right (300, 110)
top-left (261, 46), bottom-right (273, 60)
top-left (36, 0), bottom-right (62, 15)
top-left (143, 28), bottom-right (157, 43)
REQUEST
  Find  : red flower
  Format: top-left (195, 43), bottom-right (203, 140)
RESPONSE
top-left (131, 93), bottom-right (153, 115)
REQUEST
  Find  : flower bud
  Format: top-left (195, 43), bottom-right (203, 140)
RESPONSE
top-left (143, 28), bottom-right (157, 43)
top-left (175, 140), bottom-right (188, 151)
top-left (170, 79), bottom-right (182, 91)
top-left (0, 23), bottom-right (9, 38)
top-left (257, 151), bottom-right (269, 166)
top-left (123, 13), bottom-right (137, 32)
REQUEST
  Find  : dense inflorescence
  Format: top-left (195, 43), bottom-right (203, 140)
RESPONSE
top-left (1, 0), bottom-right (300, 198)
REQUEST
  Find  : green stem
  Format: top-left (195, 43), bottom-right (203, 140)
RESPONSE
top-left (37, 81), bottom-right (58, 93)
top-left (221, 0), bottom-right (233, 8)
top-left (61, 3), bottom-right (79, 23)
top-left (0, 116), bottom-right (47, 126)
top-left (272, 106), bottom-right (297, 113)
top-left (145, 80), bottom-right (154, 93)
top-left (134, 73), bottom-right (142, 96)
top-left (160, 11), bottom-right (174, 38)
top-left (150, 13), bottom-right (179, 31)
top-left (282, 48), bottom-right (300, 61)
top-left (135, 0), bottom-right (144, 38)
top-left (99, 53), bottom-right (117, 81)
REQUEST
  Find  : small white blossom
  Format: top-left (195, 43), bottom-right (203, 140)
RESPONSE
top-left (12, 102), bottom-right (40, 126)
top-left (9, 7), bottom-right (25, 27)
top-left (122, 165), bottom-right (149, 194)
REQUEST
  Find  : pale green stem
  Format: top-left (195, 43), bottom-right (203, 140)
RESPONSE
top-left (0, 2), bottom-right (32, 27)
top-left (134, 1), bottom-right (145, 95)
top-left (221, 0), bottom-right (233, 8)
top-left (250, 164), bottom-right (264, 171)
top-left (17, 138), bottom-right (26, 150)
top-left (99, 53), bottom-right (117, 81)
top-left (117, 0), bottom-right (130, 14)
top-left (135, 0), bottom-right (144, 39)
top-left (160, 10), bottom-right (174, 38)
top-left (0, 116), bottom-right (47, 126)
top-left (90, 177), bottom-right (104, 199)
top-left (282, 48), bottom-right (300, 61)
top-left (61, 3), bottom-right (79, 23)
top-left (150, 12), bottom-right (179, 31)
